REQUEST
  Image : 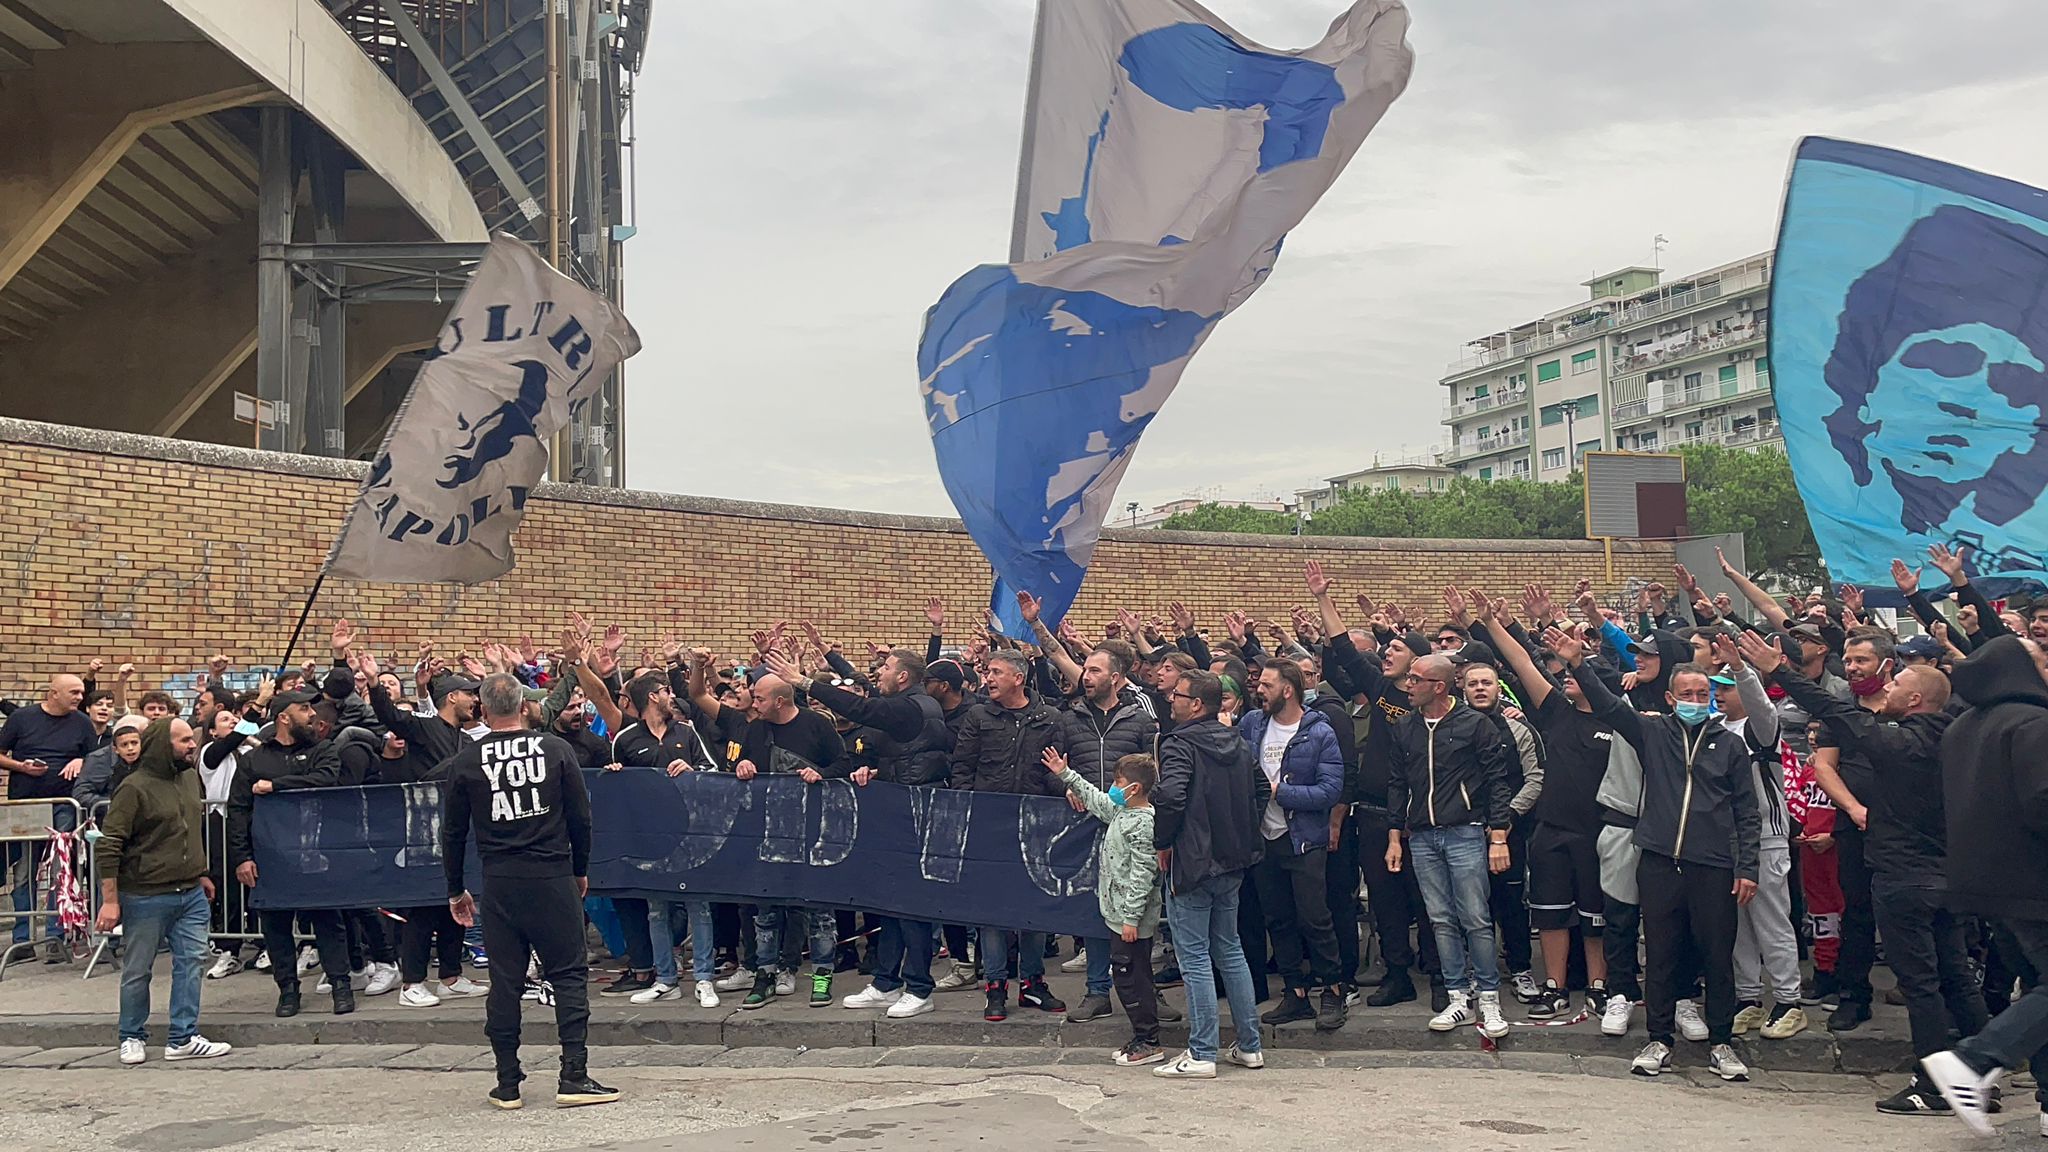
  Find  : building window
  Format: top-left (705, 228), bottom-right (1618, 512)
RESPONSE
top-left (1542, 448), bottom-right (1566, 470)
top-left (1512, 458), bottom-right (1530, 478)
top-left (1574, 394), bottom-right (1600, 416)
top-left (1683, 371), bottom-right (1702, 391)
top-left (1432, 476), bottom-right (1446, 490)
top-left (1387, 476), bottom-right (1401, 490)
top-left (1537, 359), bottom-right (1561, 382)
top-left (1506, 373), bottom-right (1527, 389)
top-left (1540, 406), bottom-right (1563, 426)
top-left (1473, 383), bottom-right (1489, 399)
top-left (1755, 355), bottom-right (1770, 380)
top-left (1685, 421), bottom-right (1703, 441)
top-left (1640, 431), bottom-right (1659, 448)
top-left (1479, 467), bottom-right (1493, 481)
top-left (1575, 439), bottom-right (1601, 462)
top-left (1475, 425), bottom-right (1490, 439)
top-left (1571, 350), bottom-right (1598, 374)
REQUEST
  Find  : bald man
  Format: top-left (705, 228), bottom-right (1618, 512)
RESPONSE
top-left (1753, 639), bottom-right (1982, 1115)
top-left (1, 674), bottom-right (97, 958)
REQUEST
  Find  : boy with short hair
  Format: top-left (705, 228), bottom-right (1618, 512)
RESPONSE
top-left (1044, 748), bottom-right (1164, 1066)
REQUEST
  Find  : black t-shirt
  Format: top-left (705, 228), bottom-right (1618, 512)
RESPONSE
top-left (550, 722), bottom-right (612, 769)
top-left (0, 705), bottom-right (98, 800)
top-left (711, 706), bottom-right (843, 776)
top-left (1810, 724), bottom-right (1879, 834)
top-left (1529, 691), bottom-right (1614, 835)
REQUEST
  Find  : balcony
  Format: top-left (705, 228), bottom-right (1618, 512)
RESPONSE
top-left (1442, 425), bottom-right (1532, 462)
top-left (1441, 388), bottom-right (1529, 422)
top-left (1644, 420), bottom-right (1782, 451)
top-left (1611, 267), bottom-right (1769, 329)
top-left (1612, 319), bottom-right (1768, 375)
top-left (1442, 318), bottom-right (1610, 379)
top-left (1611, 370), bottom-right (1773, 427)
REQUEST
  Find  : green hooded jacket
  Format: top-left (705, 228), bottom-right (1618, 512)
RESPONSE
top-left (97, 718), bottom-right (207, 897)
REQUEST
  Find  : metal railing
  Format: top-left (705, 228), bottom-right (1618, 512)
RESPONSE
top-left (1443, 319), bottom-right (1611, 378)
top-left (1611, 372), bottom-right (1775, 425)
top-left (1442, 388), bottom-right (1530, 421)
top-left (0, 798), bottom-right (85, 981)
top-left (1611, 267), bottom-right (1769, 328)
top-left (1442, 426), bottom-right (1533, 462)
top-left (1612, 319), bottom-right (1769, 374)
top-left (80, 801), bottom-right (266, 981)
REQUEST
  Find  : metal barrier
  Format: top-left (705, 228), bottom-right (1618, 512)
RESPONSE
top-left (0, 797), bottom-right (86, 981)
top-left (78, 800), bottom-right (287, 981)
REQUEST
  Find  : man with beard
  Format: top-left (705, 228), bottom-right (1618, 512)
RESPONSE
top-left (1, 673), bottom-right (96, 960)
top-left (227, 688), bottom-right (352, 1018)
top-left (548, 685), bottom-right (610, 770)
top-left (95, 717), bottom-right (232, 1064)
top-left (598, 673), bottom-right (715, 1002)
top-left (365, 653), bottom-right (478, 770)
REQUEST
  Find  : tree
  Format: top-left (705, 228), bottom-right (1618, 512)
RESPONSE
top-left (1158, 502), bottom-right (1297, 534)
top-left (1676, 444), bottom-right (1822, 587)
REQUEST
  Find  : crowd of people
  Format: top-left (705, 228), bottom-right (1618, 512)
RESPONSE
top-left (1, 546), bottom-right (2044, 1132)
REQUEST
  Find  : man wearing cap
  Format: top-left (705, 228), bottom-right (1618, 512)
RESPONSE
top-left (367, 656), bottom-right (479, 770)
top-left (1896, 634), bottom-right (1943, 669)
top-left (226, 686), bottom-right (352, 1017)
top-left (922, 659), bottom-right (976, 732)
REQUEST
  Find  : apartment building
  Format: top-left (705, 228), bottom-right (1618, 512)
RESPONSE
top-left (1438, 251), bottom-right (1780, 481)
top-left (1295, 453), bottom-right (1454, 514)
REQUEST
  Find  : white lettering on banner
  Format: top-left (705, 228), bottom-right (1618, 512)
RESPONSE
top-left (1019, 801), bottom-right (1099, 898)
top-left (807, 781), bottom-right (858, 867)
top-left (755, 777), bottom-right (859, 866)
top-left (291, 798), bottom-right (331, 875)
top-left (914, 787), bottom-right (974, 883)
top-left (396, 783), bottom-right (442, 867)
top-left (629, 777), bottom-right (751, 874)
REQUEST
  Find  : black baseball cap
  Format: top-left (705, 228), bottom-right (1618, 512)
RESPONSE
top-left (923, 658), bottom-right (966, 691)
top-left (267, 688), bottom-right (321, 719)
top-left (1897, 634), bottom-right (1941, 659)
top-left (430, 675), bottom-right (482, 705)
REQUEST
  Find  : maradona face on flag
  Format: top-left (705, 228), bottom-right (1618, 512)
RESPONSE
top-left (920, 0), bottom-right (1413, 635)
top-left (327, 235), bottom-right (640, 584)
top-left (1771, 139), bottom-right (2048, 600)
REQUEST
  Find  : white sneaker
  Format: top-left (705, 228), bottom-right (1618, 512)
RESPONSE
top-left (1675, 998), bottom-right (1710, 1042)
top-left (1709, 1043), bottom-right (1750, 1082)
top-left (399, 984), bottom-right (441, 1008)
top-left (714, 966), bottom-right (756, 992)
top-left (2036, 1109), bottom-right (2046, 1139)
top-left (1509, 969), bottom-right (1541, 1003)
top-left (437, 976), bottom-right (488, 997)
top-left (1223, 1044), bottom-right (1264, 1069)
top-left (119, 1039), bottom-right (145, 1065)
top-left (886, 992), bottom-right (934, 1019)
top-left (295, 945), bottom-right (319, 974)
top-left (1476, 990), bottom-right (1510, 1039)
top-left (206, 951), bottom-right (242, 980)
top-left (630, 982), bottom-right (680, 1004)
top-left (1060, 952), bottom-right (1089, 973)
top-left (315, 978), bottom-right (331, 994)
top-left (1601, 993), bottom-right (1635, 1037)
top-left (253, 950), bottom-right (272, 972)
top-left (1631, 1040), bottom-right (1672, 1077)
top-left (1919, 1050), bottom-right (2003, 1138)
top-left (933, 961), bottom-right (978, 991)
top-left (774, 971), bottom-right (796, 997)
top-left (163, 1035), bottom-right (231, 1062)
top-left (842, 984), bottom-right (901, 1009)
top-left (363, 962), bottom-right (399, 996)
top-left (1428, 990), bottom-right (1474, 1032)
top-left (695, 980), bottom-right (720, 1008)
top-left (1152, 1050), bottom-right (1217, 1079)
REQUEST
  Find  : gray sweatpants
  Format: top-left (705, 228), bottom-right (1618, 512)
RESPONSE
top-left (1734, 845), bottom-right (1800, 1005)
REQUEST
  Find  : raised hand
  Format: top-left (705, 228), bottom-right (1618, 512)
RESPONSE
top-left (923, 596), bottom-right (946, 631)
top-left (1041, 746), bottom-right (1069, 776)
top-left (1714, 592), bottom-right (1733, 613)
top-left (1224, 610), bottom-right (1250, 644)
top-left (1169, 600), bottom-right (1195, 634)
top-left (1354, 593), bottom-right (1376, 620)
top-left (1469, 588), bottom-right (1497, 623)
top-left (1384, 602), bottom-right (1408, 629)
top-left (1891, 558), bottom-right (1921, 596)
top-left (1541, 625), bottom-right (1585, 665)
top-left (1674, 563), bottom-right (1700, 596)
top-left (1016, 590), bottom-right (1043, 624)
top-left (1442, 585), bottom-right (1471, 626)
top-left (1304, 559), bottom-right (1332, 598)
top-left (330, 618), bottom-right (357, 656)
top-left (1927, 542), bottom-right (1969, 584)
top-left (559, 626), bottom-right (585, 664)
top-left (1711, 632), bottom-right (1742, 671)
top-left (1716, 546), bottom-right (1738, 576)
top-left (801, 620), bottom-right (828, 656)
top-left (1144, 615), bottom-right (1166, 644)
top-left (602, 624), bottom-right (627, 655)
top-left (1735, 629), bottom-right (1785, 675)
top-left (117, 661), bottom-right (136, 680)
top-left (458, 652), bottom-right (486, 679)
top-left (1838, 583), bottom-right (1865, 618)
top-left (589, 644), bottom-right (619, 678)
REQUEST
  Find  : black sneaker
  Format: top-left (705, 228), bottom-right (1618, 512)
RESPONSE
top-left (742, 972), bottom-right (777, 1010)
top-left (1809, 969), bottom-right (1839, 1008)
top-left (275, 988), bottom-right (301, 1018)
top-left (1828, 1000), bottom-right (1871, 1032)
top-left (1018, 979), bottom-right (1065, 1013)
top-left (1365, 971), bottom-right (1417, 1007)
top-left (1261, 990), bottom-right (1315, 1026)
top-left (984, 981), bottom-right (1008, 1022)
top-left (1875, 1076), bottom-right (1950, 1115)
top-left (1152, 963), bottom-right (1183, 988)
top-left (555, 1074), bottom-right (621, 1108)
top-left (331, 979), bottom-right (356, 1016)
top-left (1527, 982), bottom-right (1570, 1020)
top-left (489, 1083), bottom-right (523, 1111)
top-left (1314, 987), bottom-right (1349, 1032)
top-left (1429, 978), bottom-right (1451, 1014)
top-left (601, 971), bottom-right (655, 997)
top-left (1066, 993), bottom-right (1113, 1022)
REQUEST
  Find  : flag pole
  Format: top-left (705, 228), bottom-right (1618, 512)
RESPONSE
top-left (1006, 0), bottom-right (1050, 263)
top-left (276, 572), bottom-right (327, 678)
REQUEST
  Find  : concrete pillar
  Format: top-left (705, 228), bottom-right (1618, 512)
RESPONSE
top-left (255, 106), bottom-right (299, 454)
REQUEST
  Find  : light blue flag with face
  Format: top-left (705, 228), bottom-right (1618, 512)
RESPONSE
top-left (918, 0), bottom-right (1413, 636)
top-left (1772, 138), bottom-right (2048, 603)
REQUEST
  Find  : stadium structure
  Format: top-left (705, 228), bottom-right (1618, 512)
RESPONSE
top-left (0, 0), bottom-right (649, 485)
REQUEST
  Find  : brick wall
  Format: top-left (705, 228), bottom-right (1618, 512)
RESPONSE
top-left (0, 418), bottom-right (1676, 700)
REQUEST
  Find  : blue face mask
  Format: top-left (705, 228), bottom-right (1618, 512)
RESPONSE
top-left (1107, 785), bottom-right (1129, 808)
top-left (1673, 701), bottom-right (1713, 726)
top-left (234, 719), bottom-right (260, 737)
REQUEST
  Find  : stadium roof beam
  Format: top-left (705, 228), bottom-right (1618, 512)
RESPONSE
top-left (376, 0), bottom-right (541, 227)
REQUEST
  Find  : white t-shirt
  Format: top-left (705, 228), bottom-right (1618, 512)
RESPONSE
top-left (1259, 718), bottom-right (1300, 840)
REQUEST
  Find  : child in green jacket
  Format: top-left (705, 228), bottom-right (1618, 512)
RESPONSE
top-left (1042, 747), bottom-right (1165, 1066)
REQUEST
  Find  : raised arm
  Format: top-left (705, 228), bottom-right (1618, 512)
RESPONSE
top-left (1477, 590), bottom-right (1551, 712)
top-left (1552, 625), bottom-right (1644, 752)
top-left (1020, 591), bottom-right (1082, 691)
top-left (1719, 546), bottom-right (1790, 628)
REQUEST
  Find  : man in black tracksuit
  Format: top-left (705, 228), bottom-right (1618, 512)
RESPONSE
top-left (770, 648), bottom-right (954, 1014)
top-left (444, 674), bottom-right (611, 1111)
top-left (1058, 647), bottom-right (1159, 1022)
top-left (226, 688), bottom-right (351, 1018)
top-left (1570, 638), bottom-right (1759, 1082)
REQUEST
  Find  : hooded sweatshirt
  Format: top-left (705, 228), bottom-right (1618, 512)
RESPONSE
top-left (1940, 636), bottom-right (2048, 919)
top-left (95, 718), bottom-right (207, 897)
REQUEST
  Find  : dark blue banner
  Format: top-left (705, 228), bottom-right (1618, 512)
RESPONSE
top-left (247, 772), bottom-right (1108, 938)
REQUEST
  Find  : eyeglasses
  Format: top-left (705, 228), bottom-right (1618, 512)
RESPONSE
top-left (1169, 691), bottom-right (1198, 702)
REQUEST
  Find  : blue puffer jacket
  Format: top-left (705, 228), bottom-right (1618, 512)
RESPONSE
top-left (1237, 707), bottom-right (1346, 856)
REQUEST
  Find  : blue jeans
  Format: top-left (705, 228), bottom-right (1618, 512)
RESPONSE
top-left (754, 906), bottom-right (838, 974)
top-left (873, 917), bottom-right (935, 998)
top-left (978, 926), bottom-right (1046, 985)
top-left (1409, 824), bottom-right (1499, 994)
top-left (1081, 935), bottom-right (1113, 997)
top-left (648, 900), bottom-right (717, 985)
top-left (118, 886), bottom-right (210, 1045)
top-left (1165, 871), bottom-right (1262, 1062)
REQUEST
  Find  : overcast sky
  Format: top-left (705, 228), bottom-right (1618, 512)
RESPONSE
top-left (619, 0), bottom-right (2048, 516)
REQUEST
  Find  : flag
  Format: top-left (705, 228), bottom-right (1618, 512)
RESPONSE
top-left (327, 234), bottom-right (640, 583)
top-left (1772, 138), bottom-right (2048, 602)
top-left (919, 0), bottom-right (1413, 635)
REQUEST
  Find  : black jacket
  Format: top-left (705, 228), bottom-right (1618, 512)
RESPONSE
top-left (1941, 637), bottom-right (2048, 919)
top-left (225, 735), bottom-right (341, 869)
top-left (1060, 696), bottom-right (1159, 790)
top-left (807, 681), bottom-right (954, 786)
top-left (1385, 701), bottom-right (1513, 832)
top-left (1318, 630), bottom-right (1410, 808)
top-left (951, 693), bottom-right (1067, 796)
top-left (1578, 661), bottom-right (1760, 880)
top-left (1777, 666), bottom-right (1953, 884)
top-left (1153, 717), bottom-right (1267, 895)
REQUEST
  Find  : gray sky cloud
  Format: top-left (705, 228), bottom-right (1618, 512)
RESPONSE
top-left (621, 0), bottom-right (2048, 513)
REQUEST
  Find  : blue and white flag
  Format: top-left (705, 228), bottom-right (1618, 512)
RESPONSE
top-left (1772, 139), bottom-right (2048, 602)
top-left (327, 234), bottom-right (640, 583)
top-left (919, 0), bottom-right (1413, 634)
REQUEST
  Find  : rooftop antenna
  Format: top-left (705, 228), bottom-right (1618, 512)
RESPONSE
top-left (1653, 234), bottom-right (1669, 270)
